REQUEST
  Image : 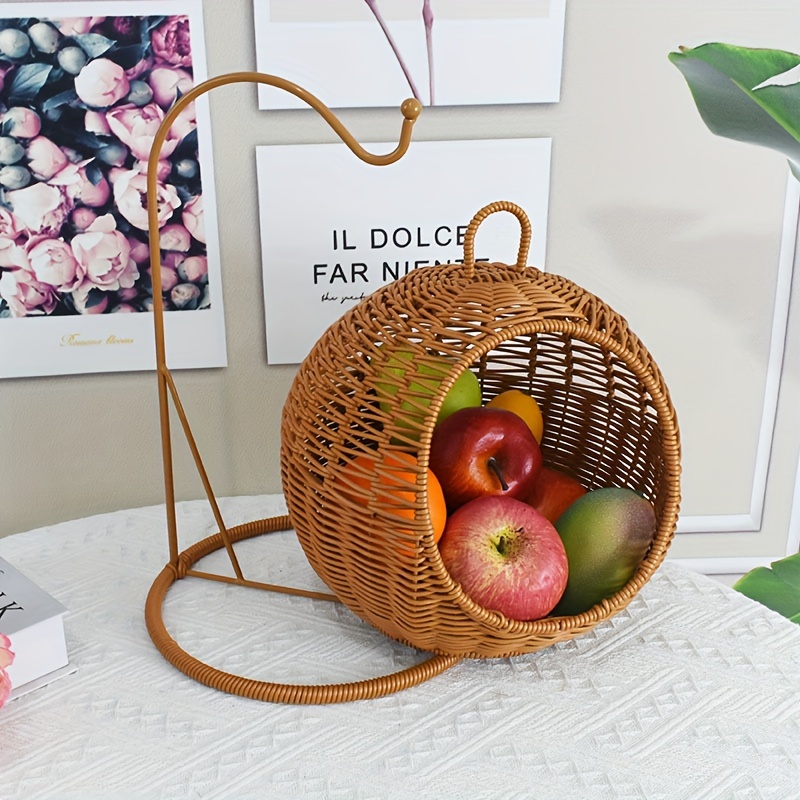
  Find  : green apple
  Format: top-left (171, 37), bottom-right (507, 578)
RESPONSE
top-left (374, 350), bottom-right (481, 442)
top-left (551, 487), bottom-right (656, 616)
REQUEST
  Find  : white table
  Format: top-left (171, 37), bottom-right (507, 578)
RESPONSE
top-left (2, 495), bottom-right (799, 800)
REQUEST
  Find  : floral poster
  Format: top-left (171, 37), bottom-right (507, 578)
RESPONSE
top-left (253, 0), bottom-right (567, 110)
top-left (0, 1), bottom-right (226, 379)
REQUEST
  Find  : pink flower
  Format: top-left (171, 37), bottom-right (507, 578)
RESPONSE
top-left (0, 264), bottom-right (58, 316)
top-left (72, 213), bottom-right (138, 294)
top-left (26, 136), bottom-right (68, 181)
top-left (0, 237), bottom-right (28, 269)
top-left (27, 236), bottom-right (83, 292)
top-left (85, 110), bottom-right (111, 135)
top-left (159, 264), bottom-right (179, 292)
top-left (151, 16), bottom-right (192, 68)
top-left (106, 102), bottom-right (180, 162)
top-left (0, 207), bottom-right (23, 240)
top-left (71, 207), bottom-right (97, 231)
top-left (64, 164), bottom-right (111, 208)
top-left (112, 168), bottom-right (181, 231)
top-left (178, 255), bottom-right (207, 283)
top-left (182, 195), bottom-right (204, 244)
top-left (7, 182), bottom-right (73, 236)
top-left (2, 107), bottom-right (42, 138)
top-left (0, 634), bottom-right (13, 708)
top-left (148, 66), bottom-right (193, 109)
top-left (169, 100), bottom-right (197, 142)
top-left (159, 223), bottom-right (191, 252)
top-left (128, 237), bottom-right (149, 265)
top-left (74, 58), bottom-right (130, 108)
top-left (55, 17), bottom-right (106, 36)
top-left (110, 302), bottom-right (136, 313)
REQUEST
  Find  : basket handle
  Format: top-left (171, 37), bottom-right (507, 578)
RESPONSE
top-left (462, 200), bottom-right (532, 277)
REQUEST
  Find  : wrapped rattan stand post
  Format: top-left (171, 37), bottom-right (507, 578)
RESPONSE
top-left (145, 73), bottom-right (681, 705)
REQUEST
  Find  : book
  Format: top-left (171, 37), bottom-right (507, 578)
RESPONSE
top-left (0, 557), bottom-right (70, 698)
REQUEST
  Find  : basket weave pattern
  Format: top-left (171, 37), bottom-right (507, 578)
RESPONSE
top-left (281, 202), bottom-right (681, 659)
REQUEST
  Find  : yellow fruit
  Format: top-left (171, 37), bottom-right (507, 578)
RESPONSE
top-left (486, 389), bottom-right (543, 443)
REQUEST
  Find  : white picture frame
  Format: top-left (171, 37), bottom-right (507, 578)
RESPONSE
top-left (253, 0), bottom-right (567, 109)
top-left (0, 1), bottom-right (226, 378)
top-left (256, 137), bottom-right (552, 365)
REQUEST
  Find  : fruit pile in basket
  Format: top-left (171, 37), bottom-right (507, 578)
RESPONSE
top-left (343, 349), bottom-right (657, 624)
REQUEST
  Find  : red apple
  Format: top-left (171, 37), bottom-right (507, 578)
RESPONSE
top-left (526, 467), bottom-right (587, 523)
top-left (429, 406), bottom-right (542, 511)
top-left (438, 495), bottom-right (568, 621)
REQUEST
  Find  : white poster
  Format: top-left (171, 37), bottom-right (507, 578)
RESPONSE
top-left (0, 1), bottom-right (226, 378)
top-left (254, 0), bottom-right (567, 109)
top-left (257, 137), bottom-right (552, 364)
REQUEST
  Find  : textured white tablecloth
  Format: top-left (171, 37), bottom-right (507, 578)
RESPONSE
top-left (1, 494), bottom-right (799, 800)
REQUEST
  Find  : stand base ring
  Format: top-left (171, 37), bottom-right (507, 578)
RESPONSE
top-left (144, 515), bottom-right (461, 704)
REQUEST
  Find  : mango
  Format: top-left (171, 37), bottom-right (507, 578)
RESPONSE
top-left (552, 487), bottom-right (655, 616)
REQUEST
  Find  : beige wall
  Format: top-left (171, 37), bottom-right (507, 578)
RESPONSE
top-left (2, 0), bottom-right (799, 572)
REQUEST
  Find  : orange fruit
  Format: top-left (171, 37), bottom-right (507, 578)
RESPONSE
top-left (337, 451), bottom-right (447, 552)
top-left (486, 389), bottom-right (544, 443)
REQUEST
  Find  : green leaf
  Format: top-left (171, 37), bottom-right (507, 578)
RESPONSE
top-left (669, 42), bottom-right (800, 174)
top-left (770, 550), bottom-right (800, 586)
top-left (72, 33), bottom-right (115, 59)
top-left (41, 88), bottom-right (78, 115)
top-left (8, 62), bottom-right (52, 102)
top-left (733, 558), bottom-right (800, 621)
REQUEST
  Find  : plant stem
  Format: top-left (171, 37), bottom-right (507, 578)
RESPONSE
top-left (422, 0), bottom-right (435, 105)
top-left (364, 0), bottom-right (421, 102)
top-left (487, 457), bottom-right (509, 492)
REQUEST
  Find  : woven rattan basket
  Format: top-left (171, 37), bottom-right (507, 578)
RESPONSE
top-left (281, 200), bottom-right (681, 659)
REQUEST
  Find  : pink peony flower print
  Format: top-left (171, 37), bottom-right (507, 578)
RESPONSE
top-left (61, 163), bottom-right (111, 208)
top-left (148, 66), bottom-right (193, 110)
top-left (128, 237), bottom-right (150, 265)
top-left (0, 236), bottom-right (28, 269)
top-left (182, 194), bottom-right (204, 244)
top-left (71, 207), bottom-right (97, 231)
top-left (2, 106), bottom-right (42, 139)
top-left (0, 633), bottom-right (14, 708)
top-left (0, 263), bottom-right (58, 316)
top-left (27, 236), bottom-right (83, 292)
top-left (71, 213), bottom-right (139, 294)
top-left (84, 109), bottom-right (111, 135)
top-left (169, 100), bottom-right (197, 143)
top-left (178, 255), bottom-right (207, 283)
top-left (55, 16), bottom-right (106, 36)
top-left (26, 136), bottom-right (68, 181)
top-left (151, 16), bottom-right (192, 68)
top-left (158, 264), bottom-right (179, 292)
top-left (6, 181), bottom-right (73, 236)
top-left (112, 168), bottom-right (181, 231)
top-left (74, 58), bottom-right (130, 108)
top-left (106, 102), bottom-right (180, 162)
top-left (0, 207), bottom-right (23, 240)
top-left (159, 223), bottom-right (191, 252)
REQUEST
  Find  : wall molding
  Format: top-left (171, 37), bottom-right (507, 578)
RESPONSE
top-left (677, 174), bottom-right (799, 537)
